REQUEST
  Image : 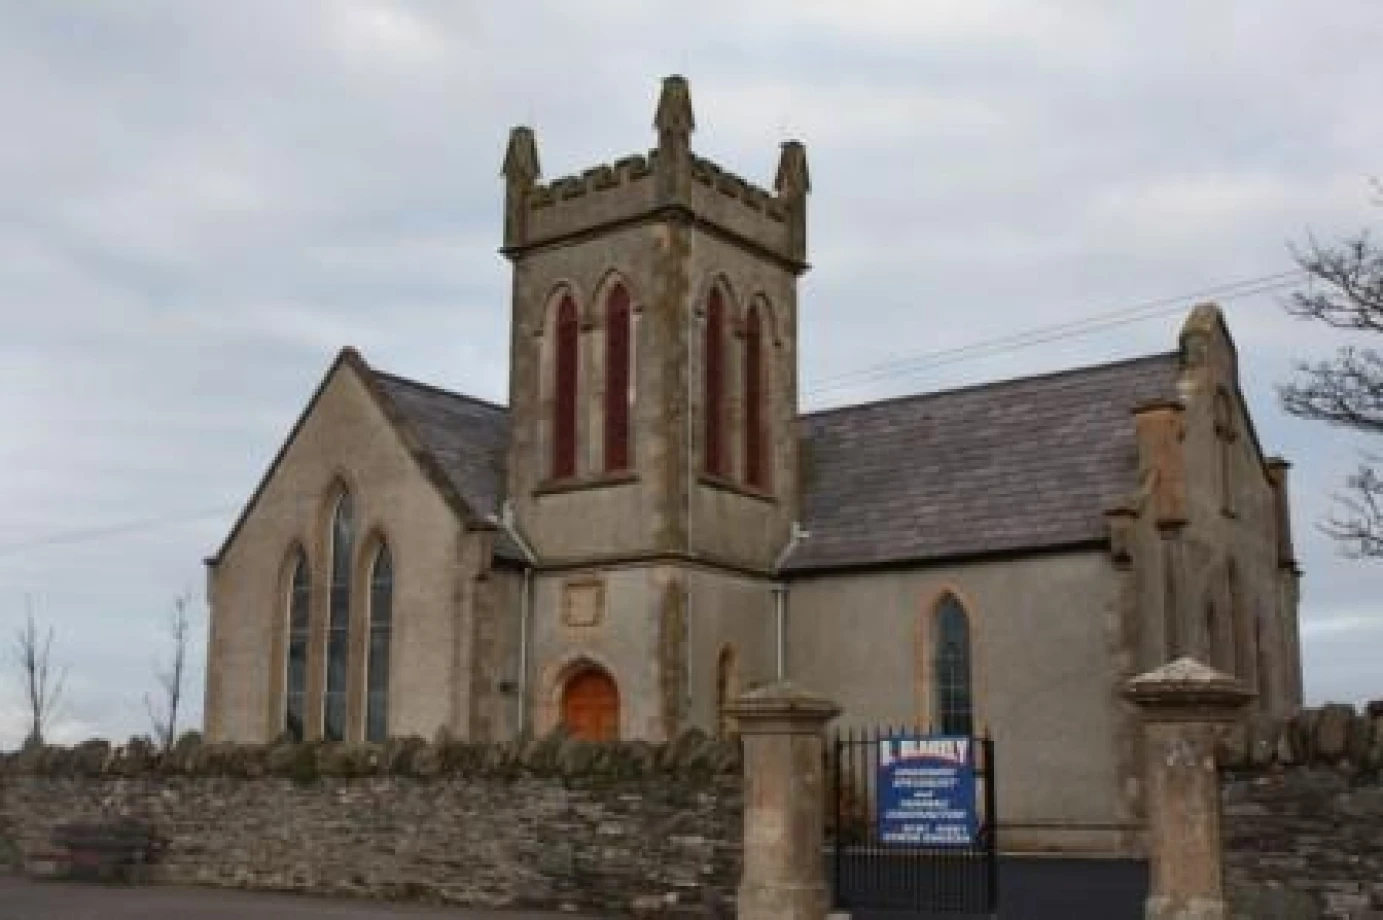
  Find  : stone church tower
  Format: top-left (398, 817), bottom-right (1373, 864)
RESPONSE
top-left (499, 76), bottom-right (808, 740)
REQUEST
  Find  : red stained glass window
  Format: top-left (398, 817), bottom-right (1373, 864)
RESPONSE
top-left (553, 295), bottom-right (579, 479)
top-left (604, 285), bottom-right (631, 472)
top-left (704, 290), bottom-right (725, 477)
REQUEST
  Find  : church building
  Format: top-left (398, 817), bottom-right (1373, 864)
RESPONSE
top-left (204, 76), bottom-right (1303, 855)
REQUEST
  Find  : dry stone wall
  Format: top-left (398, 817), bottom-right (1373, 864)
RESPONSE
top-left (1219, 702), bottom-right (1383, 920)
top-left (0, 731), bottom-right (742, 917)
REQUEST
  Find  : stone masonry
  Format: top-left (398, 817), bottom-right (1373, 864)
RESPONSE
top-left (1219, 703), bottom-right (1383, 920)
top-left (0, 732), bottom-right (742, 917)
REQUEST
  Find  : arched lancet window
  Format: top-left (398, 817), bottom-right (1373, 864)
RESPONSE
top-left (1215, 390), bottom-right (1236, 516)
top-left (553, 294), bottom-right (580, 479)
top-left (285, 548), bottom-right (310, 742)
top-left (743, 303), bottom-right (768, 490)
top-left (933, 596), bottom-right (974, 736)
top-left (704, 288), bottom-right (726, 477)
top-left (604, 283), bottom-right (632, 472)
top-left (324, 491), bottom-right (354, 742)
top-left (366, 543), bottom-right (393, 742)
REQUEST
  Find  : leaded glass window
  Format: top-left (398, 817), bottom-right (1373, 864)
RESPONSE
top-left (324, 491), bottom-right (353, 741)
top-left (366, 544), bottom-right (393, 743)
top-left (934, 596), bottom-right (974, 736)
top-left (285, 549), bottom-right (310, 741)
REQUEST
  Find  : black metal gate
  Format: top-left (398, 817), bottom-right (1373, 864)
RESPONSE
top-left (829, 727), bottom-right (999, 915)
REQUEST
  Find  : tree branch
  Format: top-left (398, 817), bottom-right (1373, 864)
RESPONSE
top-left (1321, 463), bottom-right (1383, 559)
top-left (1287, 233), bottom-right (1383, 332)
top-left (1282, 197), bottom-right (1383, 559)
top-left (12, 599), bottom-right (65, 747)
top-left (147, 593), bottom-right (193, 751)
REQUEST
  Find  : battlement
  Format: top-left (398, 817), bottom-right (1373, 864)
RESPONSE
top-left (690, 155), bottom-right (788, 222)
top-left (502, 76), bottom-right (808, 268)
top-left (529, 153), bottom-right (655, 208)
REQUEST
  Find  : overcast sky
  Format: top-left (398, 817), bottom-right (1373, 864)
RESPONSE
top-left (2, 2), bottom-right (1380, 748)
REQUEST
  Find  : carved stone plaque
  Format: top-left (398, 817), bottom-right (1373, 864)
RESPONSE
top-left (562, 580), bottom-right (605, 628)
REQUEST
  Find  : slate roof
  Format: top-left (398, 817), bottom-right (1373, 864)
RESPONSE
top-left (374, 373), bottom-right (509, 519)
top-left (372, 371), bottom-right (523, 561)
top-left (783, 353), bottom-right (1182, 572)
top-left (362, 352), bottom-right (1181, 572)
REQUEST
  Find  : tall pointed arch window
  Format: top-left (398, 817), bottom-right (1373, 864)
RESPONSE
top-left (284, 549), bottom-right (310, 742)
top-left (553, 294), bottom-right (580, 479)
top-left (604, 283), bottom-right (632, 472)
top-left (366, 543), bottom-right (393, 742)
top-left (933, 596), bottom-right (974, 736)
top-left (324, 491), bottom-right (354, 741)
top-left (704, 288), bottom-right (726, 477)
top-left (743, 303), bottom-right (768, 490)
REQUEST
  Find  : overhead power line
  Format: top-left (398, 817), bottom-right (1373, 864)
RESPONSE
top-left (802, 269), bottom-right (1304, 398)
top-left (0, 505), bottom-right (240, 559)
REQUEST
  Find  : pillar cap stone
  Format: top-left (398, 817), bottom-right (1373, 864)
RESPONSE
top-left (724, 680), bottom-right (841, 728)
top-left (1123, 657), bottom-right (1254, 720)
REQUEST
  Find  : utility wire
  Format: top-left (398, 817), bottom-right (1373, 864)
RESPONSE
top-left (802, 269), bottom-right (1303, 397)
top-left (0, 505), bottom-right (241, 558)
top-left (0, 270), bottom-right (1305, 559)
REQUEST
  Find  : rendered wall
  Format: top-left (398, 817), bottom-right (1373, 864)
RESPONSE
top-left (788, 550), bottom-right (1135, 855)
top-left (206, 362), bottom-right (475, 744)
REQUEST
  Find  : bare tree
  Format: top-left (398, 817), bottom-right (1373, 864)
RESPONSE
top-left (11, 598), bottom-right (66, 748)
top-left (1280, 189), bottom-right (1383, 558)
top-left (145, 593), bottom-right (192, 751)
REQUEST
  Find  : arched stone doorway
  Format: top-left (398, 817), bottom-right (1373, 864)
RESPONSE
top-left (560, 667), bottom-right (620, 741)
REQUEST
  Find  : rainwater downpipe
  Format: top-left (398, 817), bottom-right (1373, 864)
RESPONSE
top-left (490, 502), bottom-right (537, 736)
top-left (772, 522), bottom-right (809, 681)
top-left (684, 281), bottom-right (696, 721)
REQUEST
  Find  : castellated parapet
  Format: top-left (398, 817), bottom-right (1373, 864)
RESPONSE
top-left (502, 75), bottom-right (808, 271)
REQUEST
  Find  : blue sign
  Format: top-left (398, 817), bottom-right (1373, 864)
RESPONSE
top-left (877, 735), bottom-right (978, 848)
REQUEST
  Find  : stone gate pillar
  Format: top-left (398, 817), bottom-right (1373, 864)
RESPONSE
top-left (1123, 658), bottom-right (1253, 920)
top-left (724, 681), bottom-right (840, 920)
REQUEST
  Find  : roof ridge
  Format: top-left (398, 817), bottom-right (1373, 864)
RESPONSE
top-left (799, 350), bottom-right (1180, 421)
top-left (374, 369), bottom-right (509, 414)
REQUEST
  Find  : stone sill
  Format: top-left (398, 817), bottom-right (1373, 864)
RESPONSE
top-left (698, 473), bottom-right (776, 505)
top-left (533, 470), bottom-right (639, 497)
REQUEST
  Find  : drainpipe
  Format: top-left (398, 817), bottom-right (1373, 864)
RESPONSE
top-left (771, 522), bottom-right (809, 682)
top-left (489, 502), bottom-right (537, 737)
top-left (684, 281), bottom-right (697, 722)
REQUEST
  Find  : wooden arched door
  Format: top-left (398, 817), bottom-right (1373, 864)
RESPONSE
top-left (561, 668), bottom-right (620, 741)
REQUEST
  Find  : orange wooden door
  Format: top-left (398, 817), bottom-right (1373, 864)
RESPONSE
top-left (561, 669), bottom-right (619, 741)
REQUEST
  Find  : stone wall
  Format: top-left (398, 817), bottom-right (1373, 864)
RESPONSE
top-left (0, 731), bottom-right (742, 916)
top-left (1219, 703), bottom-right (1383, 919)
